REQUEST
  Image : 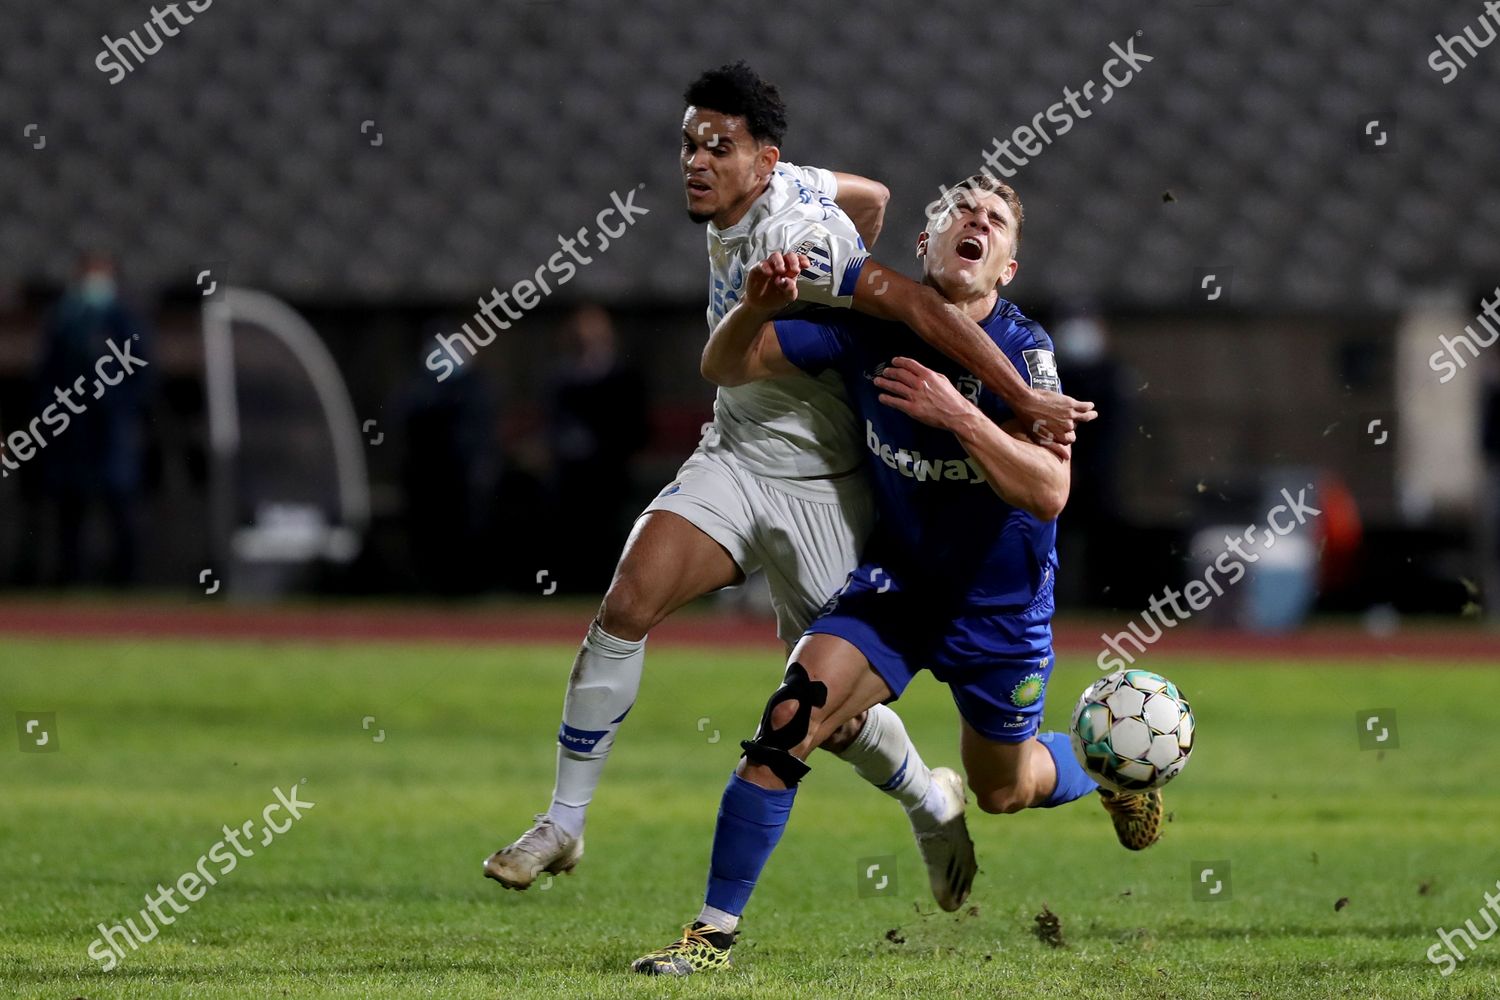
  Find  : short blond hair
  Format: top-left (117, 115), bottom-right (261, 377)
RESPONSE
top-left (936, 174), bottom-right (1025, 254)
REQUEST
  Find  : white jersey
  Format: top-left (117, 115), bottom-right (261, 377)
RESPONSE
top-left (702, 162), bottom-right (870, 482)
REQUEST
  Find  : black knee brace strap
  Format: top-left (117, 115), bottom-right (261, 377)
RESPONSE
top-left (740, 661), bottom-right (827, 787)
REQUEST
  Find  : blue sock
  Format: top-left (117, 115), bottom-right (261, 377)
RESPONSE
top-left (703, 773), bottom-right (797, 917)
top-left (1037, 731), bottom-right (1098, 807)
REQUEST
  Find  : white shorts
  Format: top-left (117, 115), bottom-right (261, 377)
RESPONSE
top-left (644, 440), bottom-right (874, 645)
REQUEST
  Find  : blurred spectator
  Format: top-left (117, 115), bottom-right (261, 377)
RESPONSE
top-left (33, 252), bottom-right (153, 586)
top-left (1052, 307), bottom-right (1131, 605)
top-left (392, 323), bottom-right (500, 595)
top-left (547, 305), bottom-right (648, 592)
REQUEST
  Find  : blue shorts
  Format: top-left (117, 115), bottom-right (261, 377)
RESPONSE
top-left (804, 562), bottom-right (1055, 743)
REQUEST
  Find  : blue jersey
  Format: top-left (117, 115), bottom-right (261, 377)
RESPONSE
top-left (775, 296), bottom-right (1060, 612)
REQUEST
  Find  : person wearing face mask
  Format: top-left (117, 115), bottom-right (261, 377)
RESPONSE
top-left (33, 252), bottom-right (153, 586)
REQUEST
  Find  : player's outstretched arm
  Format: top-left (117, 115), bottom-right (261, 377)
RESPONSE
top-left (700, 252), bottom-right (809, 387)
top-left (831, 172), bottom-right (890, 248)
top-left (850, 267), bottom-right (1095, 453)
top-left (874, 356), bottom-right (1070, 521)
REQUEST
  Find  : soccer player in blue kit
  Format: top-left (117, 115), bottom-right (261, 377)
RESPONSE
top-left (631, 175), bottom-right (1163, 976)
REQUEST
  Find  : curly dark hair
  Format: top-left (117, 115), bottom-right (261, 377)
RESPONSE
top-left (683, 61), bottom-right (787, 146)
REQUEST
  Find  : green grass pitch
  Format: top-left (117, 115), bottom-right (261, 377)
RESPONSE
top-left (2, 636), bottom-right (1498, 998)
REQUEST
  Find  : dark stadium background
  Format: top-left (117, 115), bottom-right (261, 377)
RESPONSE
top-left (2, 0), bottom-right (1498, 633)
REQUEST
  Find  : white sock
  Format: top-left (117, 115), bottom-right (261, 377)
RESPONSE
top-left (545, 620), bottom-right (646, 839)
top-left (915, 776), bottom-right (950, 828)
top-left (546, 799), bottom-right (587, 838)
top-left (835, 703), bottom-right (938, 826)
top-left (696, 904), bottom-right (740, 933)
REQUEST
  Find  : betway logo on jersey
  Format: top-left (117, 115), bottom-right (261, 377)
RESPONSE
top-left (866, 420), bottom-right (987, 484)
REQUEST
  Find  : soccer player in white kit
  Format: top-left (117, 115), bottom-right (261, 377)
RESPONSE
top-left (484, 63), bottom-right (1095, 911)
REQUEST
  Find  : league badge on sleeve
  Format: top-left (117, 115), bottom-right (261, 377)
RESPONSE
top-left (1021, 349), bottom-right (1061, 392)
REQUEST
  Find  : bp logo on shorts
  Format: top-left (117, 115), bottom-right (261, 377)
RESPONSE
top-left (1010, 671), bottom-right (1046, 708)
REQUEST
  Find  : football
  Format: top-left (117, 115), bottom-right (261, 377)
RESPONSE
top-left (1071, 669), bottom-right (1195, 793)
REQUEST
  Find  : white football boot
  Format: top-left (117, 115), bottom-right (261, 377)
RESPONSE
top-left (482, 814), bottom-right (583, 889)
top-left (912, 766), bottom-right (977, 911)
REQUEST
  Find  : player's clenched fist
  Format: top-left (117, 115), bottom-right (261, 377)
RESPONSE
top-left (744, 252), bottom-right (813, 311)
top-left (873, 356), bottom-right (974, 432)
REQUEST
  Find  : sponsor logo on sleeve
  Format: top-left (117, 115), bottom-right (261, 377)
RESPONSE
top-left (791, 237), bottom-right (833, 282)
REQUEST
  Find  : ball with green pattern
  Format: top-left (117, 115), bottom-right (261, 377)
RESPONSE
top-left (1070, 668), bottom-right (1194, 793)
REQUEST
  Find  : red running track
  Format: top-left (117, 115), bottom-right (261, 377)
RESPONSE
top-left (0, 600), bottom-right (1495, 661)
